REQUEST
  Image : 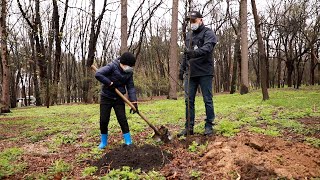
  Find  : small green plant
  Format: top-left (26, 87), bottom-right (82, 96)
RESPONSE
top-left (102, 166), bottom-right (140, 179)
top-left (76, 153), bottom-right (91, 162)
top-left (82, 166), bottom-right (98, 177)
top-left (264, 126), bottom-right (280, 136)
top-left (305, 137), bottom-right (320, 148)
top-left (215, 119), bottom-right (241, 137)
top-left (81, 141), bottom-right (93, 148)
top-left (189, 169), bottom-right (202, 179)
top-left (188, 141), bottom-right (199, 153)
top-left (198, 141), bottom-right (208, 154)
top-left (53, 134), bottom-right (77, 145)
top-left (0, 148), bottom-right (26, 178)
top-left (48, 159), bottom-right (71, 175)
top-left (143, 171), bottom-right (165, 180)
top-left (90, 147), bottom-right (104, 160)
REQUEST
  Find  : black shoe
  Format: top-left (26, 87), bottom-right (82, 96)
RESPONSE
top-left (177, 129), bottom-right (194, 137)
top-left (204, 127), bottom-right (213, 136)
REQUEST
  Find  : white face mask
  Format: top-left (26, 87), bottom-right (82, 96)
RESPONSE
top-left (191, 23), bottom-right (199, 31)
top-left (123, 65), bottom-right (134, 73)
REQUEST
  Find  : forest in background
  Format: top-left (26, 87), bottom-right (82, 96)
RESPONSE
top-left (0, 0), bottom-right (319, 110)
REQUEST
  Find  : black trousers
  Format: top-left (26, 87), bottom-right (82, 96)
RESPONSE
top-left (100, 97), bottom-right (129, 134)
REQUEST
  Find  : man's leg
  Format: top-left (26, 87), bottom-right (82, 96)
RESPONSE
top-left (199, 75), bottom-right (215, 135)
top-left (178, 76), bottom-right (198, 137)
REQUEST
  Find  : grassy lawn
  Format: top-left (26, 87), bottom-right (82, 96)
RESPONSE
top-left (0, 86), bottom-right (319, 178)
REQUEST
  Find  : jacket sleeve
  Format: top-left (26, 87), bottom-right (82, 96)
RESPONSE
top-left (95, 64), bottom-right (114, 86)
top-left (194, 29), bottom-right (217, 57)
top-left (126, 74), bottom-right (137, 102)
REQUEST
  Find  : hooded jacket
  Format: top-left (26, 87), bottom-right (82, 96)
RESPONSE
top-left (180, 24), bottom-right (217, 77)
top-left (95, 58), bottom-right (137, 102)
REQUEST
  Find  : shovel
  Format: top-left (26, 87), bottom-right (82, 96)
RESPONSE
top-left (91, 65), bottom-right (171, 143)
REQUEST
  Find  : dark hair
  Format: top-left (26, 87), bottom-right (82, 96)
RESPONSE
top-left (120, 52), bottom-right (136, 66)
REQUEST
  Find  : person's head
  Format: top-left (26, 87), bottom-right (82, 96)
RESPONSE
top-left (186, 11), bottom-right (203, 31)
top-left (119, 52), bottom-right (136, 73)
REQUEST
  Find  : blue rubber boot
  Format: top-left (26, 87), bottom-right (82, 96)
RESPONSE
top-left (123, 133), bottom-right (132, 145)
top-left (98, 134), bottom-right (108, 149)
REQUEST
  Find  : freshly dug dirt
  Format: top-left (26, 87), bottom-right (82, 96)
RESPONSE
top-left (91, 144), bottom-right (173, 174)
top-left (160, 130), bottom-right (320, 179)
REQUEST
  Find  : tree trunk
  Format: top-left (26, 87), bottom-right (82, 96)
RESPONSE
top-left (29, 32), bottom-right (42, 106)
top-left (310, 45), bottom-right (316, 85)
top-left (168, 0), bottom-right (178, 99)
top-left (120, 0), bottom-right (128, 54)
top-left (240, 0), bottom-right (249, 94)
top-left (0, 0), bottom-right (11, 113)
top-left (230, 34), bottom-right (241, 94)
top-left (251, 0), bottom-right (269, 100)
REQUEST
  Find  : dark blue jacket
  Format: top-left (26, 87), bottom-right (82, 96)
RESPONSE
top-left (180, 24), bottom-right (217, 77)
top-left (95, 58), bottom-right (137, 102)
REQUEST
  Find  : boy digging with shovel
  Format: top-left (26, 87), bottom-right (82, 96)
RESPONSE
top-left (95, 52), bottom-right (138, 149)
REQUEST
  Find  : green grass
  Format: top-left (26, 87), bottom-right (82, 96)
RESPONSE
top-left (0, 148), bottom-right (26, 178)
top-left (0, 86), bottom-right (319, 178)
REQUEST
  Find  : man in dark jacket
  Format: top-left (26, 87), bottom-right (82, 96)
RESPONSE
top-left (178, 11), bottom-right (217, 137)
top-left (95, 52), bottom-right (138, 149)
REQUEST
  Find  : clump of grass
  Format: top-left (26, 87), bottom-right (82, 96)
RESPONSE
top-left (82, 166), bottom-right (98, 177)
top-left (215, 119), bottom-right (241, 137)
top-left (48, 159), bottom-right (71, 175)
top-left (0, 148), bottom-right (26, 178)
top-left (305, 137), bottom-right (320, 148)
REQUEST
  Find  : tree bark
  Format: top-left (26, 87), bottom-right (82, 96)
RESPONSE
top-left (251, 0), bottom-right (269, 100)
top-left (168, 0), bottom-right (178, 99)
top-left (0, 0), bottom-right (11, 113)
top-left (240, 0), bottom-right (249, 94)
top-left (120, 0), bottom-right (128, 54)
top-left (231, 34), bottom-right (240, 94)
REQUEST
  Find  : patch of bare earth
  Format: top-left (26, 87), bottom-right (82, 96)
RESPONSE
top-left (160, 131), bottom-right (320, 179)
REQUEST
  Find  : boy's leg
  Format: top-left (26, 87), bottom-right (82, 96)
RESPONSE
top-left (100, 103), bottom-right (112, 134)
top-left (114, 99), bottom-right (131, 145)
top-left (99, 103), bottom-right (112, 149)
top-left (114, 99), bottom-right (129, 134)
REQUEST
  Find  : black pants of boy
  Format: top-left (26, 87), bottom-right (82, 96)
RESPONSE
top-left (100, 97), bottom-right (129, 134)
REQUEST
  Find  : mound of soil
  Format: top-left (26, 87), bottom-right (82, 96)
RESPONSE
top-left (92, 144), bottom-right (173, 174)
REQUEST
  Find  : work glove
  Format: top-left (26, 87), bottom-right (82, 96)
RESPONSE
top-left (130, 102), bottom-right (138, 114)
top-left (184, 49), bottom-right (197, 58)
top-left (179, 71), bottom-right (184, 80)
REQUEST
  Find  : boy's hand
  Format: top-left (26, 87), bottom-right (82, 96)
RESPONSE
top-left (130, 103), bottom-right (139, 114)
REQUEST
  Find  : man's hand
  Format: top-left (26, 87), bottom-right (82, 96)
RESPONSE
top-left (179, 71), bottom-right (184, 80)
top-left (184, 49), bottom-right (197, 58)
top-left (130, 102), bottom-right (138, 114)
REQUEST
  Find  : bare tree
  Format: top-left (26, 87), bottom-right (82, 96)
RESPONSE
top-left (0, 0), bottom-right (10, 113)
top-left (120, 0), bottom-right (128, 54)
top-left (85, 0), bottom-right (108, 103)
top-left (51, 0), bottom-right (69, 105)
top-left (240, 0), bottom-right (249, 94)
top-left (251, 0), bottom-right (269, 100)
top-left (168, 0), bottom-right (178, 99)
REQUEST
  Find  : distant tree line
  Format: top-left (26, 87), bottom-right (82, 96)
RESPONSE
top-left (0, 0), bottom-right (319, 112)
